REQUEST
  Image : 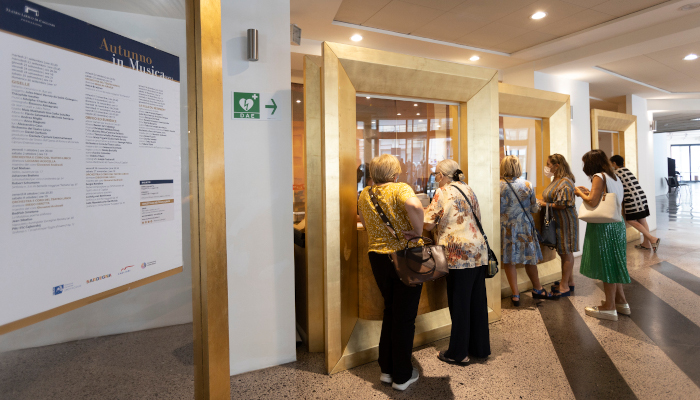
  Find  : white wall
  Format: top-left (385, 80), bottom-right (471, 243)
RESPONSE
top-left (534, 72), bottom-right (591, 255)
top-left (626, 95), bottom-right (657, 231)
top-left (654, 133), bottom-right (669, 195)
top-left (1, 4), bottom-right (192, 352)
top-left (221, 0), bottom-right (296, 375)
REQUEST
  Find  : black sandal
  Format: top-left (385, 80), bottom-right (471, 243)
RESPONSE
top-left (438, 351), bottom-right (470, 366)
top-left (511, 294), bottom-right (520, 307)
top-left (532, 288), bottom-right (558, 300)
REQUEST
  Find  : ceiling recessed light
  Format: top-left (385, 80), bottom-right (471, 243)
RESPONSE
top-left (414, 103), bottom-right (418, 106)
top-left (692, 117), bottom-right (700, 121)
top-left (397, 113), bottom-right (401, 116)
top-left (531, 11), bottom-right (547, 20)
top-left (366, 96), bottom-right (370, 99)
top-left (679, 2), bottom-right (700, 11)
top-left (296, 100), bottom-right (301, 103)
top-left (350, 34), bottom-right (363, 42)
top-left (470, 55), bottom-right (480, 61)
top-left (684, 53), bottom-right (698, 60)
top-left (416, 113), bottom-right (420, 115)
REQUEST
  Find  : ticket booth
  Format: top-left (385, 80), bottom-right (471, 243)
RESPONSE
top-left (294, 42), bottom-right (501, 374)
top-left (590, 109), bottom-right (641, 243)
top-left (498, 83), bottom-right (571, 296)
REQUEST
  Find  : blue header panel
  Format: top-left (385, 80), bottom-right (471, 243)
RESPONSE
top-left (0, 0), bottom-right (180, 81)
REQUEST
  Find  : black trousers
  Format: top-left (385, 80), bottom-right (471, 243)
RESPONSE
top-left (444, 266), bottom-right (491, 361)
top-left (369, 252), bottom-right (423, 385)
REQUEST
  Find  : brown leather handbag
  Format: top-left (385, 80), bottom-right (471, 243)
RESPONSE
top-left (369, 187), bottom-right (448, 287)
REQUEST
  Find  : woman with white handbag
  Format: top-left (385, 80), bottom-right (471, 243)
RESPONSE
top-left (574, 150), bottom-right (630, 321)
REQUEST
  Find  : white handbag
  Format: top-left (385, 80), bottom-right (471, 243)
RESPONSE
top-left (578, 174), bottom-right (621, 223)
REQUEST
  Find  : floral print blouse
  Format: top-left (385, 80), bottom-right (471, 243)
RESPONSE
top-left (424, 182), bottom-right (488, 269)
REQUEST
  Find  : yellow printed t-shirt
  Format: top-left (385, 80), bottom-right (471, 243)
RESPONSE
top-left (358, 183), bottom-right (421, 254)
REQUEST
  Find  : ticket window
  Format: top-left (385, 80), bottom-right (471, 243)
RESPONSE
top-left (598, 130), bottom-right (624, 161)
top-left (355, 95), bottom-right (459, 203)
top-left (499, 115), bottom-right (545, 195)
top-left (292, 83), bottom-right (305, 223)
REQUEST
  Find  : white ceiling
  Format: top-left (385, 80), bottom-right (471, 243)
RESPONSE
top-left (333, 0), bottom-right (670, 53)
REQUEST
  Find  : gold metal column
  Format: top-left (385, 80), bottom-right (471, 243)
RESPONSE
top-left (186, 0), bottom-right (230, 398)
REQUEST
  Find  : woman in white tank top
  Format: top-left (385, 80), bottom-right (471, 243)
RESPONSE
top-left (574, 150), bottom-right (630, 322)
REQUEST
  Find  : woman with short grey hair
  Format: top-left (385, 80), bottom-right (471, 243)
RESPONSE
top-left (424, 159), bottom-right (491, 366)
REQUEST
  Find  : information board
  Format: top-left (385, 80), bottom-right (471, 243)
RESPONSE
top-left (0, 0), bottom-right (182, 327)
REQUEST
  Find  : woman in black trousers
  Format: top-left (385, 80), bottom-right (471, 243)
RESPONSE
top-left (424, 159), bottom-right (491, 364)
top-left (358, 154), bottom-right (426, 391)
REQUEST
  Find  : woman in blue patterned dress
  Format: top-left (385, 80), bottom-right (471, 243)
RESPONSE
top-left (500, 156), bottom-right (552, 306)
top-left (538, 154), bottom-right (579, 297)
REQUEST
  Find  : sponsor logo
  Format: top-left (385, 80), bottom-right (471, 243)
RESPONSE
top-left (141, 261), bottom-right (156, 269)
top-left (86, 274), bottom-right (111, 284)
top-left (119, 265), bottom-right (134, 275)
top-left (52, 282), bottom-right (80, 295)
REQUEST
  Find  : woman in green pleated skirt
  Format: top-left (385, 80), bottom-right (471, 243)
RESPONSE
top-left (575, 150), bottom-right (630, 321)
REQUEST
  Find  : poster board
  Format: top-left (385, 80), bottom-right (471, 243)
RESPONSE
top-left (0, 0), bottom-right (183, 330)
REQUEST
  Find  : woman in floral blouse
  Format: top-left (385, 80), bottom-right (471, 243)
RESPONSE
top-left (424, 159), bottom-right (490, 366)
top-left (500, 156), bottom-right (552, 307)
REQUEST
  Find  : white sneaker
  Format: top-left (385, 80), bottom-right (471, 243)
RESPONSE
top-left (392, 369), bottom-right (419, 391)
top-left (585, 306), bottom-right (618, 321)
top-left (616, 303), bottom-right (631, 316)
top-left (380, 373), bottom-right (392, 384)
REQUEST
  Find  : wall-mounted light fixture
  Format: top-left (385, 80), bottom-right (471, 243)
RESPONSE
top-left (247, 29), bottom-right (258, 61)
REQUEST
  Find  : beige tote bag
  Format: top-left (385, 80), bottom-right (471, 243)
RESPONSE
top-left (578, 174), bottom-right (621, 223)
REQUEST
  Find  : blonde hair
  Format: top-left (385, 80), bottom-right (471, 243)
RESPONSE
top-left (436, 159), bottom-right (465, 182)
top-left (369, 154), bottom-right (401, 184)
top-left (548, 153), bottom-right (576, 183)
top-left (500, 155), bottom-right (522, 179)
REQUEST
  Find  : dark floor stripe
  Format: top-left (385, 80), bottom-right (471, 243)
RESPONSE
top-left (650, 261), bottom-right (700, 296)
top-left (625, 277), bottom-right (700, 386)
top-left (538, 299), bottom-right (637, 400)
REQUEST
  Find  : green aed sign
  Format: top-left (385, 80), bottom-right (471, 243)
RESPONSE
top-left (233, 92), bottom-right (260, 119)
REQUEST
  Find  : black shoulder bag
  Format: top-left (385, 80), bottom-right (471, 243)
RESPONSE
top-left (505, 180), bottom-right (557, 249)
top-left (368, 186), bottom-right (448, 287)
top-left (450, 184), bottom-right (499, 279)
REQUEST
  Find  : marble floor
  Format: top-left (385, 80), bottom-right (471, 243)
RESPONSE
top-left (1, 184), bottom-right (699, 399)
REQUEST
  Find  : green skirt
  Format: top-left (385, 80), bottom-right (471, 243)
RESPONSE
top-left (580, 221), bottom-right (630, 284)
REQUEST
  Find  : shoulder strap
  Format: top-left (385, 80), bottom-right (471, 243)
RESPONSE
top-left (451, 184), bottom-right (492, 249)
top-left (505, 180), bottom-right (539, 232)
top-left (368, 186), bottom-right (401, 241)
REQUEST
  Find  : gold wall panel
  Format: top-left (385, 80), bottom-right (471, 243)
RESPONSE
top-left (337, 59), bottom-right (359, 357)
top-left (187, 0), bottom-right (230, 398)
top-left (303, 55), bottom-right (325, 353)
top-left (466, 77), bottom-right (502, 320)
top-left (321, 44), bottom-right (343, 373)
top-left (499, 83), bottom-right (570, 119)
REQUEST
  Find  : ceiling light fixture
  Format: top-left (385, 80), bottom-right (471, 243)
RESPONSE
top-left (414, 103), bottom-right (418, 106)
top-left (296, 100), bottom-right (301, 103)
top-left (679, 2), bottom-right (700, 11)
top-left (366, 96), bottom-right (370, 99)
top-left (470, 55), bottom-right (480, 61)
top-left (531, 11), bottom-right (547, 20)
top-left (350, 34), bottom-right (363, 42)
top-left (416, 113), bottom-right (420, 115)
top-left (692, 117), bottom-right (700, 121)
top-left (397, 113), bottom-right (401, 116)
top-left (684, 53), bottom-right (698, 60)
